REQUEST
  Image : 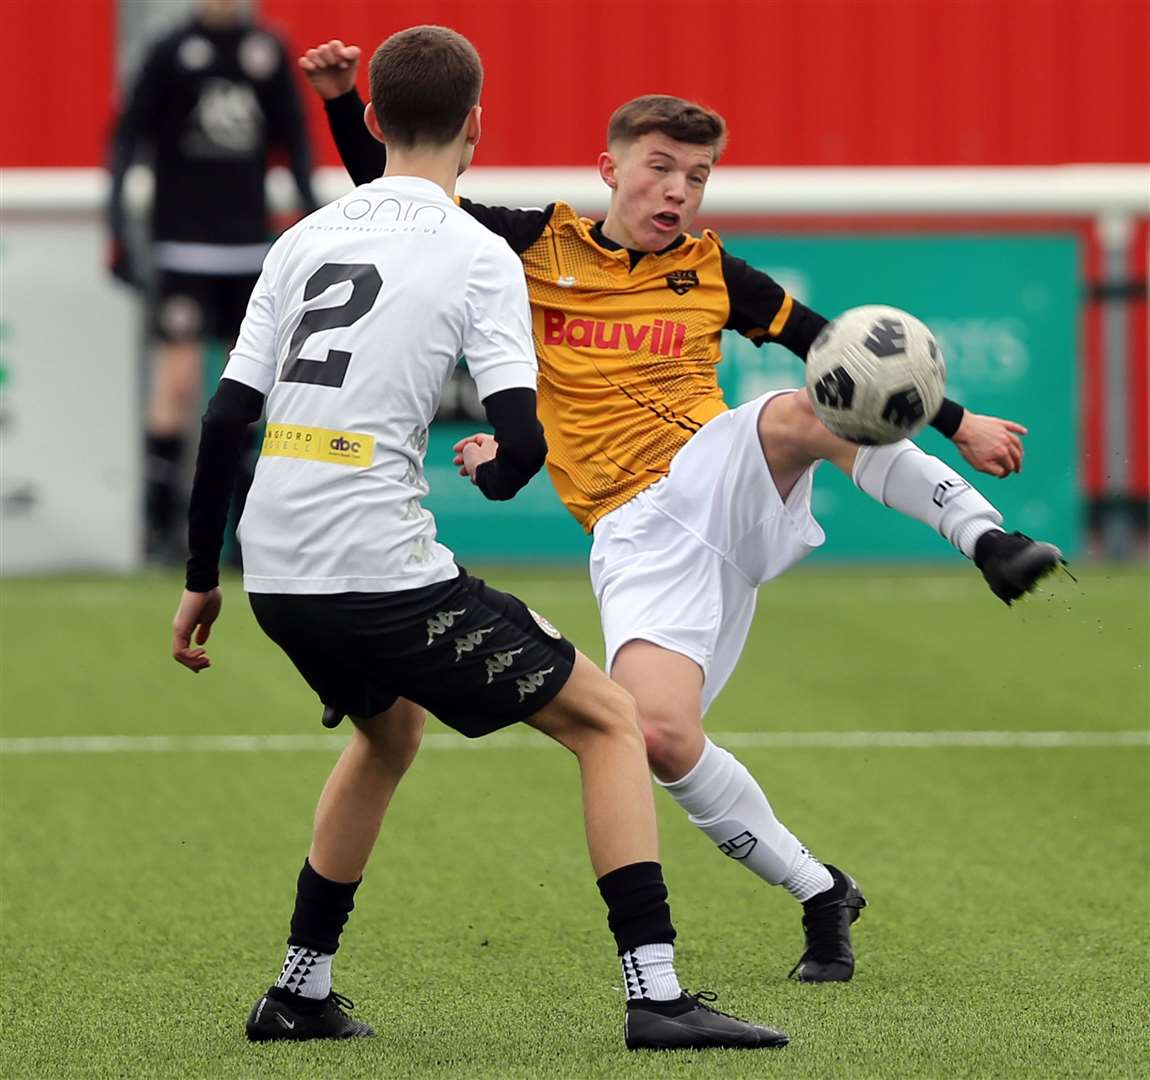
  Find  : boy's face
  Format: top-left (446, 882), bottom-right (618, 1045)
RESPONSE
top-left (599, 131), bottom-right (714, 251)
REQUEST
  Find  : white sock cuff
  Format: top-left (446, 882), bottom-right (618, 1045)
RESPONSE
top-left (622, 942), bottom-right (682, 1002)
top-left (783, 856), bottom-right (835, 902)
top-left (656, 739), bottom-right (738, 823)
top-left (955, 519), bottom-right (1002, 559)
top-left (656, 737), bottom-right (721, 792)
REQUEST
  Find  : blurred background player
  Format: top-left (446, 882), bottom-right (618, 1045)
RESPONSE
top-left (171, 25), bottom-right (788, 1050)
top-left (302, 39), bottom-right (1063, 985)
top-left (107, 0), bottom-right (317, 561)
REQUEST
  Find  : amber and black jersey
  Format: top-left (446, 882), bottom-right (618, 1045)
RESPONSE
top-left (326, 90), bottom-right (964, 530)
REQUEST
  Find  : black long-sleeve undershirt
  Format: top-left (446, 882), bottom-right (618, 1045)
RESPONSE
top-left (185, 379), bottom-right (265, 592)
top-left (472, 388), bottom-right (548, 500)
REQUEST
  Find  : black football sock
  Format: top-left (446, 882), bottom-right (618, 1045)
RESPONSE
top-left (597, 861), bottom-right (682, 1001)
top-left (274, 860), bottom-right (360, 1000)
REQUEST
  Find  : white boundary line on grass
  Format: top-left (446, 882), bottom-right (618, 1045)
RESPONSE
top-left (0, 730), bottom-right (1146, 755)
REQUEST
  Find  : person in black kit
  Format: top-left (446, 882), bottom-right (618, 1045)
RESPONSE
top-left (107, 0), bottom-right (317, 560)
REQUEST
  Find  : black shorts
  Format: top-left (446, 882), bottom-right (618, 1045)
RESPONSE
top-left (152, 270), bottom-right (260, 343)
top-left (248, 570), bottom-right (578, 738)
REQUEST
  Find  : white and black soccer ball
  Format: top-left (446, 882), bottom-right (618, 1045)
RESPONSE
top-left (805, 305), bottom-right (946, 445)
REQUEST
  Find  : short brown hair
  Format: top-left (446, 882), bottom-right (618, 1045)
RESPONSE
top-left (607, 94), bottom-right (727, 160)
top-left (369, 26), bottom-right (483, 147)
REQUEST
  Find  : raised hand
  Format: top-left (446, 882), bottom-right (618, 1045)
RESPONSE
top-left (298, 39), bottom-right (362, 101)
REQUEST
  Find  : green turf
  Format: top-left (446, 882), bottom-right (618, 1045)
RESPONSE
top-left (1, 564), bottom-right (1148, 1079)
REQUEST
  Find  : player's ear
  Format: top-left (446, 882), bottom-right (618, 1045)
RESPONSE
top-left (364, 101), bottom-right (386, 144)
top-left (465, 104), bottom-right (482, 148)
top-left (598, 150), bottom-right (618, 190)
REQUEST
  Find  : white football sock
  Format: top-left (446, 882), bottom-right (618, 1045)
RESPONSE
top-left (659, 739), bottom-right (833, 902)
top-left (852, 440), bottom-right (1003, 558)
top-left (275, 944), bottom-right (333, 1000)
top-left (621, 942), bottom-right (682, 1002)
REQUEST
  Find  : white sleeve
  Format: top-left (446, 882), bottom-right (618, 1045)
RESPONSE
top-left (461, 237), bottom-right (539, 401)
top-left (220, 241), bottom-right (286, 395)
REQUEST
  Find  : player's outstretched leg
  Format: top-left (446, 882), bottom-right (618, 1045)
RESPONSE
top-left (527, 653), bottom-right (788, 1049)
top-left (246, 699), bottom-right (425, 1042)
top-left (760, 391), bottom-right (1065, 605)
top-left (612, 642), bottom-right (867, 984)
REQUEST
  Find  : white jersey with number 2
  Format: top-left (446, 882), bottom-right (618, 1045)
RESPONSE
top-left (222, 176), bottom-right (537, 594)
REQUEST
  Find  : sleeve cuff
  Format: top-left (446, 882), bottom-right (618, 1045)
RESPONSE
top-left (185, 560), bottom-right (220, 592)
top-left (472, 361), bottom-right (538, 402)
top-left (930, 397), bottom-right (965, 439)
top-left (221, 353), bottom-right (276, 396)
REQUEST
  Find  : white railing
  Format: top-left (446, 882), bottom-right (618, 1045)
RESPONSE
top-left (2, 164), bottom-right (1147, 216)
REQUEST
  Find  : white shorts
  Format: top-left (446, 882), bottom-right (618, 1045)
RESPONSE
top-left (589, 390), bottom-right (825, 714)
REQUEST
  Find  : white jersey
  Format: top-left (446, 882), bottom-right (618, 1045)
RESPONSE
top-left (222, 176), bottom-right (537, 593)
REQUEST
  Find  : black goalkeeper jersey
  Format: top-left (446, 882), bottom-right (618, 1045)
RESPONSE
top-left (108, 16), bottom-right (315, 251)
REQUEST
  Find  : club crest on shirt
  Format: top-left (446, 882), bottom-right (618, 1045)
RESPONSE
top-left (665, 270), bottom-right (699, 295)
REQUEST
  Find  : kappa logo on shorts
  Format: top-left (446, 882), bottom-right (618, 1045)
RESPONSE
top-left (426, 609), bottom-right (466, 645)
top-left (485, 648), bottom-right (524, 684)
top-left (718, 830), bottom-right (759, 860)
top-left (528, 608), bottom-right (562, 639)
top-left (516, 667), bottom-right (555, 702)
top-left (454, 627), bottom-right (494, 660)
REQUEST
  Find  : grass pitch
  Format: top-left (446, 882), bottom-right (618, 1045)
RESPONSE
top-left (1, 563), bottom-right (1147, 1079)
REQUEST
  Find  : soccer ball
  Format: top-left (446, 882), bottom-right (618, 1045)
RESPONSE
top-left (805, 305), bottom-right (946, 445)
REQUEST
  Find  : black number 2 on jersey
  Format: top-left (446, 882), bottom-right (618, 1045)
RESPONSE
top-left (281, 263), bottom-right (383, 388)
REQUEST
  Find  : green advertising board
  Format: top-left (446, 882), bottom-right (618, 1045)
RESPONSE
top-left (379, 231), bottom-right (1082, 565)
top-left (426, 231), bottom-right (1082, 564)
top-left (718, 232), bottom-right (1082, 561)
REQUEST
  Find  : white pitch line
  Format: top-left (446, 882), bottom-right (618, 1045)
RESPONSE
top-left (0, 730), bottom-right (1146, 755)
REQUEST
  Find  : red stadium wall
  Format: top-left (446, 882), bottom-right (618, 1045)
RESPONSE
top-left (1, 0), bottom-right (1146, 167)
top-left (263, 0), bottom-right (1150, 168)
top-left (0, 0), bottom-right (116, 166)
